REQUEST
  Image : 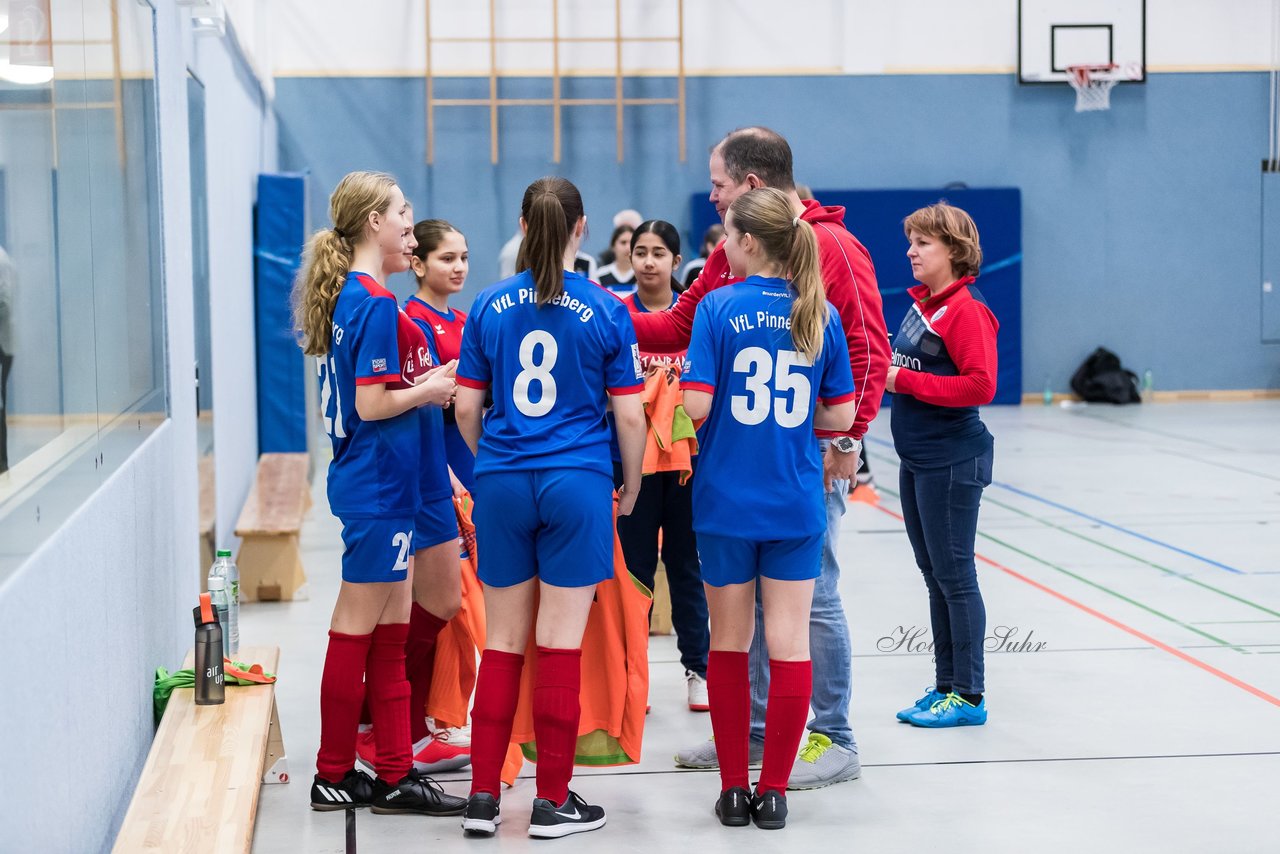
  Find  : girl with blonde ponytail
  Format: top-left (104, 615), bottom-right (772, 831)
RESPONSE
top-left (299, 171), bottom-right (466, 818)
top-left (679, 186), bottom-right (857, 830)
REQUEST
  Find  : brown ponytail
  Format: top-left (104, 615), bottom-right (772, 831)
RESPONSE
top-left (515, 176), bottom-right (584, 306)
top-left (292, 170), bottom-right (397, 355)
top-left (726, 187), bottom-right (827, 362)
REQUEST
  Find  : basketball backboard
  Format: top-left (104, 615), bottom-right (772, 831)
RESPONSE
top-left (1018, 0), bottom-right (1146, 85)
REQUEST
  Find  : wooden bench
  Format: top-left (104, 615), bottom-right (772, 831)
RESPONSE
top-left (234, 453), bottom-right (312, 601)
top-left (114, 645), bottom-right (287, 853)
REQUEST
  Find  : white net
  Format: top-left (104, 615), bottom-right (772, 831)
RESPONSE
top-left (1066, 64), bottom-right (1140, 112)
top-left (1066, 64), bottom-right (1120, 112)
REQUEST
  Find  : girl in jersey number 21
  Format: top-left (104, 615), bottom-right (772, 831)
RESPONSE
top-left (682, 187), bottom-right (856, 831)
top-left (293, 172), bottom-right (466, 816)
top-left (455, 177), bottom-right (647, 839)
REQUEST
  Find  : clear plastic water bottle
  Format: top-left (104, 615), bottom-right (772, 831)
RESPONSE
top-left (1043, 376), bottom-right (1053, 406)
top-left (209, 549), bottom-right (240, 655)
top-left (1141, 369), bottom-right (1154, 404)
top-left (207, 575), bottom-right (230, 659)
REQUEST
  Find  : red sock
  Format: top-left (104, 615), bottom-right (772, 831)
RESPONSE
top-left (706, 650), bottom-right (751, 793)
top-left (406, 603), bottom-right (449, 742)
top-left (533, 647), bottom-right (582, 805)
top-left (469, 649), bottom-right (525, 798)
top-left (758, 659), bottom-right (812, 796)
top-left (316, 630), bottom-right (372, 782)
top-left (366, 623), bottom-right (412, 783)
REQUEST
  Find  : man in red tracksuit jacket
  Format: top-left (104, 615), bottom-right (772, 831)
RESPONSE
top-left (636, 126), bottom-right (890, 789)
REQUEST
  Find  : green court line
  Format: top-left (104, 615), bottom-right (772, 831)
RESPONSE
top-left (868, 469), bottom-right (1249, 654)
top-left (864, 448), bottom-right (1280, 619)
top-left (980, 490), bottom-right (1280, 619)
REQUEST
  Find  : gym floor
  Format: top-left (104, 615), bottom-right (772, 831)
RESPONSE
top-left (246, 401), bottom-right (1280, 853)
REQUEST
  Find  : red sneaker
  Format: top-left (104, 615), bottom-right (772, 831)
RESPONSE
top-left (354, 727), bottom-right (377, 775)
top-left (412, 734), bottom-right (471, 773)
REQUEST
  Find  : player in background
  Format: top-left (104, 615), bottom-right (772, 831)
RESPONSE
top-left (595, 224), bottom-right (637, 295)
top-left (406, 219), bottom-right (476, 493)
top-left (454, 177), bottom-right (646, 840)
top-left (613, 220), bottom-right (710, 711)
top-left (888, 202), bottom-right (997, 729)
top-left (681, 187), bottom-right (855, 830)
top-left (293, 171), bottom-right (465, 817)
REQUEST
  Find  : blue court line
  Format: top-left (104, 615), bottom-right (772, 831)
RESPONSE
top-left (989, 482), bottom-right (1247, 576)
top-left (863, 436), bottom-right (1249, 576)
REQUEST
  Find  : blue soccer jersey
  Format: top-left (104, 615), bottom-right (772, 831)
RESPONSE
top-left (457, 270), bottom-right (644, 476)
top-left (682, 275), bottom-right (855, 539)
top-left (318, 272), bottom-right (421, 519)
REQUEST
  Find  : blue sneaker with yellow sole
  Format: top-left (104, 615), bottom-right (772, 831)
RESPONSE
top-left (896, 687), bottom-right (947, 723)
top-left (906, 692), bottom-right (987, 728)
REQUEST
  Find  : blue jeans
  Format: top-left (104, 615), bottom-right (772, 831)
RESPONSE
top-left (898, 446), bottom-right (993, 695)
top-left (749, 446), bottom-right (855, 750)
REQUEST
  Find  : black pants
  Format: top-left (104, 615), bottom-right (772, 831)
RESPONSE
top-left (612, 461), bottom-right (709, 677)
top-left (0, 347), bottom-right (11, 473)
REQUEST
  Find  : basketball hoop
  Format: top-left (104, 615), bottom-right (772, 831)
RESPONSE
top-left (1065, 63), bottom-right (1140, 112)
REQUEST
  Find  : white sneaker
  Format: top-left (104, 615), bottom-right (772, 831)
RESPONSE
top-left (685, 670), bottom-right (709, 712)
top-left (427, 717), bottom-right (472, 748)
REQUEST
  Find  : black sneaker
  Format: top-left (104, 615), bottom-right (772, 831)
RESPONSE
top-left (527, 790), bottom-right (606, 838)
top-left (750, 788), bottom-right (788, 830)
top-left (461, 793), bottom-right (501, 836)
top-left (310, 769), bottom-right (375, 811)
top-left (370, 768), bottom-right (468, 816)
top-left (714, 786), bottom-right (751, 827)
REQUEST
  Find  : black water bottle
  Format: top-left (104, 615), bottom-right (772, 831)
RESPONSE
top-left (193, 591), bottom-right (225, 705)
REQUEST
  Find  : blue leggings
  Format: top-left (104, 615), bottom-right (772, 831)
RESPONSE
top-left (898, 446), bottom-right (993, 695)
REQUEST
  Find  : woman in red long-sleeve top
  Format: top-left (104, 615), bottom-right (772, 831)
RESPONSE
top-left (885, 201), bottom-right (998, 729)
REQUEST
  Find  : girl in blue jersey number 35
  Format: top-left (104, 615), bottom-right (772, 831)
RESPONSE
top-left (454, 177), bottom-right (647, 840)
top-left (293, 171), bottom-right (466, 818)
top-left (681, 187), bottom-right (856, 831)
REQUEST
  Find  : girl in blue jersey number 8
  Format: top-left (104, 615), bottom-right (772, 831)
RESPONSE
top-left (681, 187), bottom-right (856, 830)
top-left (293, 172), bottom-right (466, 817)
top-left (454, 177), bottom-right (647, 839)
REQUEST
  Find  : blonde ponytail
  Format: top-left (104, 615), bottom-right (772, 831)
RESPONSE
top-left (787, 219), bottom-right (826, 362)
top-left (291, 170), bottom-right (398, 356)
top-left (726, 187), bottom-right (827, 362)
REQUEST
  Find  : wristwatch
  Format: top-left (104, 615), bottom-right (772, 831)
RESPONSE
top-left (831, 436), bottom-right (861, 455)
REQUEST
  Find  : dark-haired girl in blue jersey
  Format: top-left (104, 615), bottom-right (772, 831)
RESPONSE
top-left (454, 176), bottom-right (647, 840)
top-left (293, 172), bottom-right (465, 818)
top-left (681, 187), bottom-right (856, 831)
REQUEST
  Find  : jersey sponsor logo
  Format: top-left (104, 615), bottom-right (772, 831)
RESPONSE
top-left (372, 358), bottom-right (387, 373)
top-left (892, 350), bottom-right (922, 371)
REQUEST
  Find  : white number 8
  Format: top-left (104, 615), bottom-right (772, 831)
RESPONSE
top-left (514, 330), bottom-right (558, 417)
top-left (730, 346), bottom-right (813, 429)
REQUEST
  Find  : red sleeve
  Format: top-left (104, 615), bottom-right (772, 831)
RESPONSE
top-left (812, 227), bottom-right (891, 440)
top-left (631, 246), bottom-right (726, 352)
top-left (894, 303), bottom-right (998, 406)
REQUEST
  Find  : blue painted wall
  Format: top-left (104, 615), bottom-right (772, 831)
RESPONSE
top-left (274, 72), bottom-right (1280, 393)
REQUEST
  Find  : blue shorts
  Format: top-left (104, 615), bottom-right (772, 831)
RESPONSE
top-left (415, 495), bottom-right (459, 550)
top-left (696, 532), bottom-right (824, 588)
top-left (340, 517), bottom-right (414, 583)
top-left (473, 469), bottom-right (614, 589)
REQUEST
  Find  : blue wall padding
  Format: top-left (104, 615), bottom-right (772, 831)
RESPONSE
top-left (690, 187), bottom-right (1022, 405)
top-left (254, 172), bottom-right (309, 452)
